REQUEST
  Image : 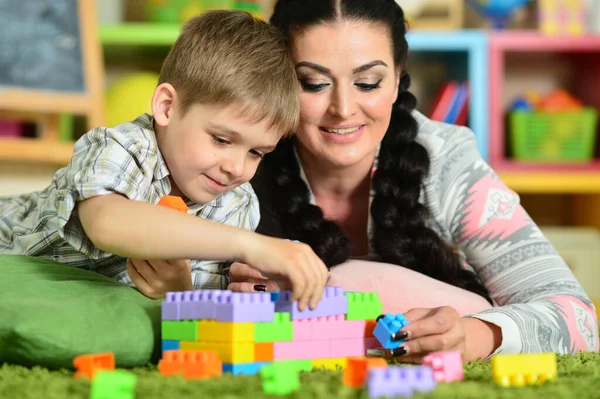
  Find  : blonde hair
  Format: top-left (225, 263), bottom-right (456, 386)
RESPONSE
top-left (159, 10), bottom-right (299, 136)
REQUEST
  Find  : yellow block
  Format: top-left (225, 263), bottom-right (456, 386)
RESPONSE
top-left (491, 353), bottom-right (557, 387)
top-left (312, 358), bottom-right (348, 371)
top-left (197, 320), bottom-right (255, 342)
top-left (180, 341), bottom-right (254, 364)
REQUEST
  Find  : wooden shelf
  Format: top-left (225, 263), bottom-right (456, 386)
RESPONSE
top-left (500, 172), bottom-right (600, 194)
top-left (0, 138), bottom-right (73, 165)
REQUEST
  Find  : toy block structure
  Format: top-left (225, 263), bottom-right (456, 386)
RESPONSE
top-left (73, 352), bottom-right (115, 380)
top-left (491, 352), bottom-right (557, 387)
top-left (423, 350), bottom-right (464, 382)
top-left (160, 288), bottom-right (384, 377)
top-left (367, 366), bottom-right (437, 398)
top-left (158, 350), bottom-right (222, 379)
top-left (90, 370), bottom-right (136, 399)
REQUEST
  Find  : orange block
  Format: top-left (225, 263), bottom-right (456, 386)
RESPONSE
top-left (342, 357), bottom-right (388, 389)
top-left (364, 320), bottom-right (377, 338)
top-left (159, 350), bottom-right (222, 380)
top-left (158, 195), bottom-right (188, 213)
top-left (254, 342), bottom-right (274, 362)
top-left (73, 352), bottom-right (115, 380)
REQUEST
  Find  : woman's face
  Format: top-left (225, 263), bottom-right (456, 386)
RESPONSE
top-left (290, 20), bottom-right (400, 169)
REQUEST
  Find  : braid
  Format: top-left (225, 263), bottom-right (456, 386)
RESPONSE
top-left (260, 138), bottom-right (352, 267)
top-left (371, 72), bottom-right (492, 303)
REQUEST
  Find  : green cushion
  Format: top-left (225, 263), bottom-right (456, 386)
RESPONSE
top-left (0, 255), bottom-right (162, 369)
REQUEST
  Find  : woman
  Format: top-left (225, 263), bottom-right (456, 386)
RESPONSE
top-left (229, 0), bottom-right (598, 362)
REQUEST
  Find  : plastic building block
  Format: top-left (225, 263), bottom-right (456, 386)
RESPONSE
top-left (491, 352), bottom-right (557, 387)
top-left (73, 352), bottom-right (115, 380)
top-left (90, 370), bottom-right (136, 399)
top-left (158, 195), bottom-right (188, 213)
top-left (215, 291), bottom-right (275, 322)
top-left (275, 287), bottom-right (347, 320)
top-left (343, 357), bottom-right (388, 389)
top-left (198, 320), bottom-right (254, 342)
top-left (365, 319), bottom-right (377, 338)
top-left (223, 362), bottom-right (270, 375)
top-left (373, 313), bottom-right (409, 349)
top-left (270, 292), bottom-right (280, 301)
top-left (423, 350), bottom-right (464, 382)
top-left (260, 361), bottom-right (300, 395)
top-left (179, 290), bottom-right (226, 321)
top-left (345, 292), bottom-right (383, 320)
top-left (330, 338), bottom-right (366, 358)
top-left (162, 340), bottom-right (180, 356)
top-left (179, 341), bottom-right (254, 364)
top-left (295, 359), bottom-right (313, 372)
top-left (312, 357), bottom-right (348, 371)
top-left (162, 291), bottom-right (185, 320)
top-left (255, 342), bottom-right (274, 362)
top-left (368, 366), bottom-right (436, 398)
top-left (159, 350), bottom-right (222, 379)
top-left (255, 312), bottom-right (293, 342)
top-left (273, 340), bottom-right (330, 360)
top-left (162, 320), bottom-right (198, 341)
top-left (294, 315), bottom-right (366, 341)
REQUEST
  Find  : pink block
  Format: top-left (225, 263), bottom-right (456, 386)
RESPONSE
top-left (364, 337), bottom-right (380, 350)
top-left (273, 340), bottom-right (330, 360)
top-left (311, 315), bottom-right (366, 340)
top-left (423, 350), bottom-right (464, 383)
top-left (293, 320), bottom-right (312, 341)
top-left (0, 120), bottom-right (21, 137)
top-left (330, 338), bottom-right (365, 358)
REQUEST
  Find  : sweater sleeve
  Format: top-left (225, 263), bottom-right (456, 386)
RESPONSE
top-left (431, 125), bottom-right (598, 355)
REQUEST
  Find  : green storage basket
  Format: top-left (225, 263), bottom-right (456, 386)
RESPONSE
top-left (509, 108), bottom-right (598, 162)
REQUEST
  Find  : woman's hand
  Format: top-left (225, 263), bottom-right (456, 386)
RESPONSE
top-left (127, 258), bottom-right (194, 299)
top-left (383, 306), bottom-right (501, 363)
top-left (228, 261), bottom-right (283, 292)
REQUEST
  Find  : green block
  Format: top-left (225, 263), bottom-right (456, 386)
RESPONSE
top-left (254, 312), bottom-right (293, 342)
top-left (161, 320), bottom-right (198, 341)
top-left (345, 292), bottom-right (383, 320)
top-left (90, 370), bottom-right (136, 399)
top-left (260, 361), bottom-right (300, 395)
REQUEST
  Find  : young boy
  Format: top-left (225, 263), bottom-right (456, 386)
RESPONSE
top-left (0, 11), bottom-right (327, 311)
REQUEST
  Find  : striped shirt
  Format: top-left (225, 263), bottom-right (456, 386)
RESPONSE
top-left (0, 114), bottom-right (260, 289)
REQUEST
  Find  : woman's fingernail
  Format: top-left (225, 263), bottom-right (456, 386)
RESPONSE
top-left (391, 346), bottom-right (408, 357)
top-left (393, 331), bottom-right (410, 341)
top-left (254, 285), bottom-right (267, 292)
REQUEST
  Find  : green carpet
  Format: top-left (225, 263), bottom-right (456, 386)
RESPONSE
top-left (1, 353), bottom-right (599, 399)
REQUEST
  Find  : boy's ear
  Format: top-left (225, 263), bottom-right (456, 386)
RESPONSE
top-left (152, 83), bottom-right (178, 127)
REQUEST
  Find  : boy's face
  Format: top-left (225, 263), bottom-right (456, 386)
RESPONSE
top-left (156, 101), bottom-right (281, 205)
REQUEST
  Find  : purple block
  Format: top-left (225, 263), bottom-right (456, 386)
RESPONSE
top-left (214, 292), bottom-right (275, 322)
top-left (368, 366), bottom-right (436, 398)
top-left (274, 287), bottom-right (347, 320)
top-left (162, 291), bottom-right (185, 320)
top-left (179, 290), bottom-right (228, 320)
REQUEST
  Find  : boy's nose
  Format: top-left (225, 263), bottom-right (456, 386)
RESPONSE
top-left (222, 157), bottom-right (245, 179)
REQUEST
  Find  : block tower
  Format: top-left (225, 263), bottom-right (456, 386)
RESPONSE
top-left (160, 288), bottom-right (384, 374)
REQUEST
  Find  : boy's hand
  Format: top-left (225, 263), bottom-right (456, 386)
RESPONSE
top-left (127, 258), bottom-right (194, 299)
top-left (239, 236), bottom-right (328, 311)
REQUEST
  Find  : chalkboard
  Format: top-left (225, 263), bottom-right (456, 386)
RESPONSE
top-left (0, 0), bottom-right (85, 93)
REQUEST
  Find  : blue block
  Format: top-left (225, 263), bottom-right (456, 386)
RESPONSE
top-left (373, 313), bottom-right (409, 349)
top-left (270, 292), bottom-right (280, 302)
top-left (223, 362), bottom-right (270, 375)
top-left (162, 340), bottom-right (180, 356)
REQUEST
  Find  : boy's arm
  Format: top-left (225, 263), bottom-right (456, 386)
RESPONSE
top-left (78, 194), bottom-right (254, 261)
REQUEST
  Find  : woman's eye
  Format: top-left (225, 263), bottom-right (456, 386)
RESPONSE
top-left (300, 80), bottom-right (330, 92)
top-left (356, 79), bottom-right (383, 92)
top-left (212, 136), bottom-right (230, 145)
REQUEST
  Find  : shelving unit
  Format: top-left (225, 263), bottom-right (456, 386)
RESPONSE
top-left (489, 31), bottom-right (600, 193)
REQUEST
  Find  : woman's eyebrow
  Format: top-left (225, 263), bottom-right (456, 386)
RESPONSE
top-left (295, 60), bottom-right (388, 75)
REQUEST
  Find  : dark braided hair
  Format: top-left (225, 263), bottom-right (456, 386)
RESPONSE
top-left (257, 0), bottom-right (492, 303)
